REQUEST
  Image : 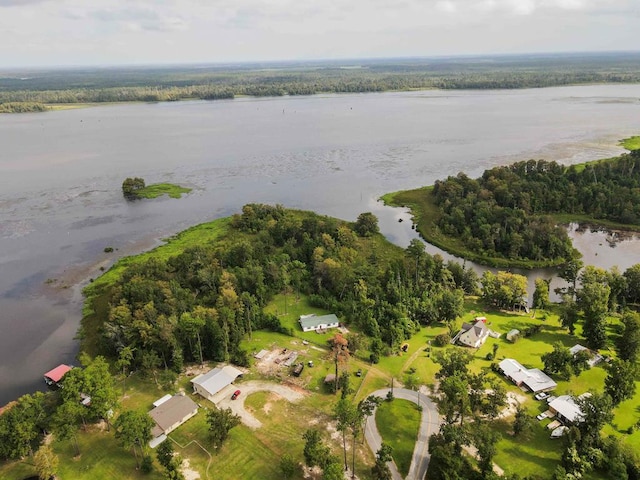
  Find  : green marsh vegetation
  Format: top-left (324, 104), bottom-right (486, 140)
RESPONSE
top-left (121, 177), bottom-right (192, 200)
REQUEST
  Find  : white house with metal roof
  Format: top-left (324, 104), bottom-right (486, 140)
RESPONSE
top-left (498, 358), bottom-right (557, 393)
top-left (299, 314), bottom-right (339, 332)
top-left (191, 365), bottom-right (243, 401)
top-left (548, 394), bottom-right (589, 424)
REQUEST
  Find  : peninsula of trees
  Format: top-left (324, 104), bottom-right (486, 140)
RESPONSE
top-left (384, 147), bottom-right (640, 268)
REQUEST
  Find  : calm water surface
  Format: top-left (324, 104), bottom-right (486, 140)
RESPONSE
top-left (1, 85), bottom-right (640, 404)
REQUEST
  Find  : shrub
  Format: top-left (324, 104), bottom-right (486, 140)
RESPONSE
top-left (434, 333), bottom-right (451, 347)
top-left (104, 246), bottom-right (114, 253)
top-left (141, 455), bottom-right (154, 473)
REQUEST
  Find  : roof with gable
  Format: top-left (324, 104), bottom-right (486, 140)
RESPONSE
top-left (457, 319), bottom-right (489, 348)
top-left (498, 358), bottom-right (557, 393)
top-left (548, 395), bottom-right (586, 423)
top-left (299, 314), bottom-right (339, 330)
top-left (191, 365), bottom-right (243, 397)
top-left (149, 394), bottom-right (198, 438)
top-left (44, 364), bottom-right (73, 383)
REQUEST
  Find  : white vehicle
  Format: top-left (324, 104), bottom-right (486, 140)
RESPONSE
top-left (535, 392), bottom-right (549, 401)
top-left (536, 412), bottom-right (549, 421)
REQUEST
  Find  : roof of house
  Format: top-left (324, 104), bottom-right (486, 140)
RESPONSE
top-left (153, 394), bottom-right (173, 408)
top-left (299, 314), bottom-right (339, 330)
top-left (457, 319), bottom-right (488, 347)
top-left (548, 395), bottom-right (585, 423)
top-left (149, 394), bottom-right (198, 437)
top-left (569, 344), bottom-right (588, 356)
top-left (498, 358), bottom-right (557, 392)
top-left (191, 365), bottom-right (243, 396)
top-left (44, 364), bottom-right (73, 383)
top-left (569, 344), bottom-right (604, 366)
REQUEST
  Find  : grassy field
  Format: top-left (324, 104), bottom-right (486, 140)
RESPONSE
top-left (375, 399), bottom-right (421, 477)
top-left (136, 183), bottom-right (192, 199)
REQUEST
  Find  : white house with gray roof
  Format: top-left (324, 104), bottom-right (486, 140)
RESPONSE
top-left (548, 394), bottom-right (589, 424)
top-left (299, 314), bottom-right (339, 332)
top-left (498, 358), bottom-right (557, 393)
top-left (455, 318), bottom-right (489, 348)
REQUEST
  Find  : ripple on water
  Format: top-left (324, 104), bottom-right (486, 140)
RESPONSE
top-left (0, 220), bottom-right (35, 239)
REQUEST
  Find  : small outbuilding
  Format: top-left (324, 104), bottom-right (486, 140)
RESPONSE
top-left (44, 364), bottom-right (73, 387)
top-left (569, 344), bottom-right (603, 367)
top-left (254, 349), bottom-right (269, 360)
top-left (299, 314), bottom-right (340, 332)
top-left (324, 373), bottom-right (337, 384)
top-left (506, 329), bottom-right (520, 343)
top-left (191, 365), bottom-right (243, 401)
top-left (148, 394), bottom-right (199, 443)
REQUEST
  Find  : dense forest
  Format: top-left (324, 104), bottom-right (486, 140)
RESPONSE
top-left (84, 205), bottom-right (476, 374)
top-left (2, 52), bottom-right (640, 106)
top-left (421, 150), bottom-right (640, 265)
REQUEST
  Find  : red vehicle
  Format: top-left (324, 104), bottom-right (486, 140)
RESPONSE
top-left (231, 390), bottom-right (241, 400)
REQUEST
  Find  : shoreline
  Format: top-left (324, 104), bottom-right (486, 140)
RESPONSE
top-left (0, 81), bottom-right (638, 114)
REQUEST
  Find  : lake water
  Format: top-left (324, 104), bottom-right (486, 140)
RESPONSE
top-left (2, 85), bottom-right (640, 405)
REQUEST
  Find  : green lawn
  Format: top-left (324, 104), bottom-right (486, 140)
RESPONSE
top-left (375, 399), bottom-right (421, 477)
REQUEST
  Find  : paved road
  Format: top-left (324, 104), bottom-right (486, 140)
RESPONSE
top-left (364, 388), bottom-right (442, 480)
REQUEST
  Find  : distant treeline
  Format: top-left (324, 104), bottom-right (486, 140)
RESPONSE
top-left (0, 102), bottom-right (48, 113)
top-left (432, 150), bottom-right (640, 263)
top-left (2, 52), bottom-right (640, 105)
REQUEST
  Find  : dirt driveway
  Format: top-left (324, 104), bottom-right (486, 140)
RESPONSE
top-left (216, 380), bottom-right (305, 429)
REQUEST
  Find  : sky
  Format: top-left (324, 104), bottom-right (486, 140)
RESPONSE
top-left (0, 0), bottom-right (639, 67)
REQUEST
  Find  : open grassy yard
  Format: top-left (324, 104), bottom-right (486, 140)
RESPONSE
top-left (375, 398), bottom-right (421, 477)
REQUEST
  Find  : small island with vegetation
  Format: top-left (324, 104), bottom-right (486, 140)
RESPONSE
top-left (383, 138), bottom-right (640, 269)
top-left (121, 177), bottom-right (192, 200)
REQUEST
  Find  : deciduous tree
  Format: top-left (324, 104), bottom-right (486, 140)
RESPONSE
top-left (206, 407), bottom-right (240, 450)
top-left (34, 444), bottom-right (59, 480)
top-left (604, 359), bottom-right (637, 405)
top-left (114, 409), bottom-right (154, 468)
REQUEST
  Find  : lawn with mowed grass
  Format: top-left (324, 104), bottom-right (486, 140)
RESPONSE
top-left (376, 398), bottom-right (421, 477)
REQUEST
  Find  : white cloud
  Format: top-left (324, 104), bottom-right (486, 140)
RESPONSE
top-left (0, 0), bottom-right (638, 66)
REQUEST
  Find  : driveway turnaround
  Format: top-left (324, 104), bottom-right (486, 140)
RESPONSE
top-left (216, 380), bottom-right (305, 429)
top-left (364, 388), bottom-right (442, 480)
